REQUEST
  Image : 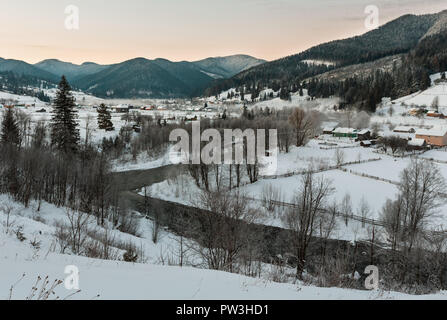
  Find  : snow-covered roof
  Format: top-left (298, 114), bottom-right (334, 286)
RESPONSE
top-left (333, 127), bottom-right (356, 134)
top-left (416, 126), bottom-right (447, 137)
top-left (357, 129), bottom-right (370, 135)
top-left (361, 140), bottom-right (372, 145)
top-left (408, 139), bottom-right (426, 147)
top-left (111, 104), bottom-right (130, 109)
top-left (393, 126), bottom-right (414, 133)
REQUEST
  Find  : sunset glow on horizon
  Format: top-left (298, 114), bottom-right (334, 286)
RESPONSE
top-left (0, 0), bottom-right (445, 65)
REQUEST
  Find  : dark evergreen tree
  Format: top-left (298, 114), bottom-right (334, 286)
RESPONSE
top-left (1, 107), bottom-right (21, 147)
top-left (280, 87), bottom-right (291, 101)
top-left (97, 103), bottom-right (115, 131)
top-left (50, 76), bottom-right (80, 153)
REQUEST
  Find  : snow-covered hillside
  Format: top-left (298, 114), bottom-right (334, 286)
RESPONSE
top-left (394, 83), bottom-right (447, 108)
top-left (43, 88), bottom-right (105, 106)
top-left (1, 195), bottom-right (446, 300)
top-left (0, 91), bottom-right (47, 108)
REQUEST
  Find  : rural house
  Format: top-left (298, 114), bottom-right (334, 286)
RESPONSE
top-left (415, 126), bottom-right (447, 147)
top-left (332, 128), bottom-right (357, 138)
top-left (427, 110), bottom-right (444, 118)
top-left (357, 129), bottom-right (371, 141)
top-left (407, 138), bottom-right (427, 150)
top-left (111, 104), bottom-right (130, 113)
top-left (323, 127), bottom-right (335, 135)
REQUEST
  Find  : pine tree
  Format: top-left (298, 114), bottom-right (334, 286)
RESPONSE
top-left (280, 87), bottom-right (291, 101)
top-left (97, 103), bottom-right (114, 131)
top-left (50, 76), bottom-right (80, 153)
top-left (1, 107), bottom-right (20, 147)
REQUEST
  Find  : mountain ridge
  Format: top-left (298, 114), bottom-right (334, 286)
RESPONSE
top-left (31, 54), bottom-right (265, 98)
top-left (205, 10), bottom-right (445, 96)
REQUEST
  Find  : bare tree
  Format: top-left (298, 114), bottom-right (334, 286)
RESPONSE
top-left (398, 159), bottom-right (445, 253)
top-left (381, 197), bottom-right (404, 253)
top-left (317, 201), bottom-right (338, 267)
top-left (335, 148), bottom-right (345, 167)
top-left (0, 201), bottom-right (15, 234)
top-left (261, 183), bottom-right (283, 213)
top-left (282, 170), bottom-right (334, 279)
top-left (84, 114), bottom-right (95, 148)
top-left (357, 196), bottom-right (371, 228)
top-left (65, 208), bottom-right (91, 255)
top-left (192, 190), bottom-right (259, 272)
top-left (379, 136), bottom-right (407, 156)
top-left (340, 193), bottom-right (353, 226)
top-left (288, 108), bottom-right (316, 147)
top-left (431, 96), bottom-right (439, 112)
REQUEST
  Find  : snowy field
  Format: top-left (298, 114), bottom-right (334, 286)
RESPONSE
top-left (139, 138), bottom-right (381, 205)
top-left (396, 83), bottom-right (447, 108)
top-left (240, 169), bottom-right (398, 217)
top-left (419, 149), bottom-right (447, 162)
top-left (0, 91), bottom-right (47, 108)
top-left (143, 139), bottom-right (447, 233)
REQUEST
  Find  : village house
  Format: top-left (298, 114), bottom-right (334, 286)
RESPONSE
top-left (322, 127), bottom-right (335, 135)
top-left (415, 126), bottom-right (447, 147)
top-left (111, 104), bottom-right (130, 113)
top-left (409, 108), bottom-right (424, 116)
top-left (357, 129), bottom-right (371, 141)
top-left (426, 110), bottom-right (444, 118)
top-left (407, 138), bottom-right (427, 150)
top-left (332, 128), bottom-right (357, 138)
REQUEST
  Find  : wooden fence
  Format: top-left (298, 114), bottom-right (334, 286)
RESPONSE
top-left (260, 158), bottom-right (382, 180)
top-left (244, 196), bottom-right (447, 235)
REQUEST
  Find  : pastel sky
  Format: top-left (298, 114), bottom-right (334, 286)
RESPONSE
top-left (0, 0), bottom-right (445, 64)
